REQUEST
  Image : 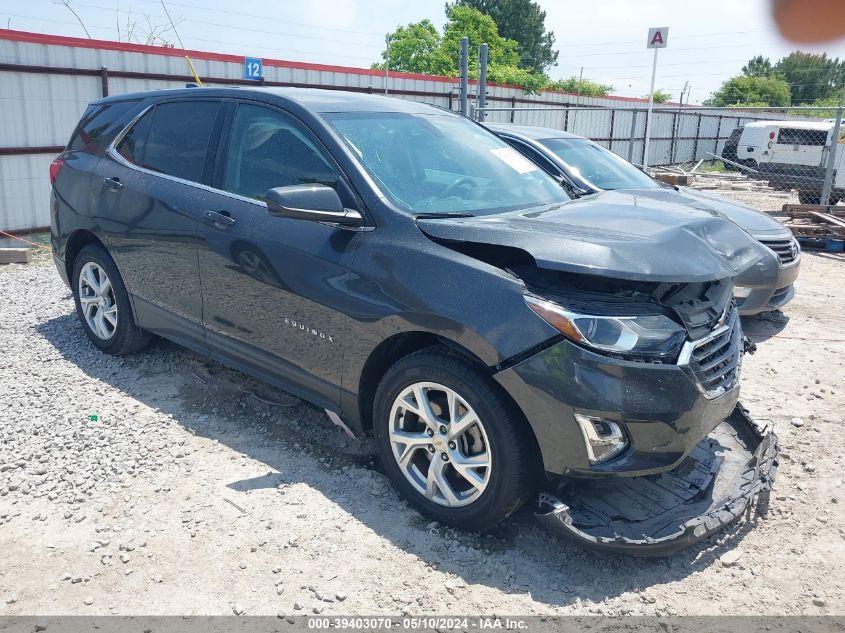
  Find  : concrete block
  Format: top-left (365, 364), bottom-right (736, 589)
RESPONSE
top-left (0, 248), bottom-right (33, 264)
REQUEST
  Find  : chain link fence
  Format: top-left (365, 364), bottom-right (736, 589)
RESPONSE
top-left (475, 104), bottom-right (845, 206)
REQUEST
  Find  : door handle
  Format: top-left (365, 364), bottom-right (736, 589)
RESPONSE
top-left (204, 210), bottom-right (236, 227)
top-left (103, 177), bottom-right (123, 190)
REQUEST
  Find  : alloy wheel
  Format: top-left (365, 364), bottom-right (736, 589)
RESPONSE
top-left (388, 382), bottom-right (492, 507)
top-left (78, 261), bottom-right (118, 340)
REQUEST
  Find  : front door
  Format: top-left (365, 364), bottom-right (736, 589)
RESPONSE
top-left (196, 101), bottom-right (361, 408)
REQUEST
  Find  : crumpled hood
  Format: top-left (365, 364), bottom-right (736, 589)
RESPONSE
top-left (624, 187), bottom-right (791, 237)
top-left (417, 190), bottom-right (769, 283)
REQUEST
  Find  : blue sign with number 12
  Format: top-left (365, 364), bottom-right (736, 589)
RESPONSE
top-left (244, 57), bottom-right (262, 81)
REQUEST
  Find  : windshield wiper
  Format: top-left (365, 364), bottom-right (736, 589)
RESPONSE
top-left (412, 212), bottom-right (475, 219)
top-left (557, 176), bottom-right (590, 199)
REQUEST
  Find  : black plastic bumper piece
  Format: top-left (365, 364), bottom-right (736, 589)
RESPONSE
top-left (535, 404), bottom-right (778, 557)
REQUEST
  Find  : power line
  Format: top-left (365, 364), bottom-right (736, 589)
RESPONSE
top-left (59, 1), bottom-right (382, 48)
top-left (0, 13), bottom-right (377, 61)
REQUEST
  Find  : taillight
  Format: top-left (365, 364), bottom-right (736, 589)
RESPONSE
top-left (49, 158), bottom-right (64, 185)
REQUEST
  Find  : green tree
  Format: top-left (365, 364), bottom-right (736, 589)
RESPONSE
top-left (550, 76), bottom-right (613, 97)
top-left (373, 5), bottom-right (610, 95)
top-left (647, 89), bottom-right (672, 103)
top-left (742, 55), bottom-right (774, 77)
top-left (704, 75), bottom-right (791, 107)
top-left (371, 20), bottom-right (453, 75)
top-left (441, 5), bottom-right (520, 73)
top-left (774, 51), bottom-right (844, 104)
top-left (446, 0), bottom-right (558, 72)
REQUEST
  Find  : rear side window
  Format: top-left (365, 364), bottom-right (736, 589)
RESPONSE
top-left (777, 127), bottom-right (828, 146)
top-left (68, 100), bottom-right (139, 150)
top-left (116, 101), bottom-right (220, 183)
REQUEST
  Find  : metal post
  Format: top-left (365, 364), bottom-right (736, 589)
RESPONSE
top-left (100, 66), bottom-right (109, 98)
top-left (384, 34), bottom-right (390, 95)
top-left (609, 109), bottom-right (616, 153)
top-left (715, 115), bottom-right (723, 160)
top-left (571, 66), bottom-right (583, 131)
top-left (459, 36), bottom-right (469, 117)
top-left (692, 113), bottom-right (702, 161)
top-left (670, 112), bottom-right (677, 164)
top-left (627, 110), bottom-right (638, 162)
top-left (821, 91), bottom-right (844, 205)
top-left (477, 43), bottom-right (488, 121)
top-left (643, 47), bottom-right (659, 170)
top-left (510, 96), bottom-right (516, 122)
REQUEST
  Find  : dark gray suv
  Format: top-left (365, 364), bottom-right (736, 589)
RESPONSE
top-left (50, 88), bottom-right (776, 553)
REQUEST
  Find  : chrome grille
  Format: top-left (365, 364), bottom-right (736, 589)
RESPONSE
top-left (759, 237), bottom-right (799, 265)
top-left (681, 307), bottom-right (742, 397)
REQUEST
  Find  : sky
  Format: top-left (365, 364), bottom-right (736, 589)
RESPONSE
top-left (3, 0), bottom-right (845, 104)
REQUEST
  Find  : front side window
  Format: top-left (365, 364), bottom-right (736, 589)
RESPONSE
top-left (116, 101), bottom-right (220, 183)
top-left (223, 104), bottom-right (339, 201)
top-left (324, 112), bottom-right (568, 215)
top-left (539, 138), bottom-right (660, 191)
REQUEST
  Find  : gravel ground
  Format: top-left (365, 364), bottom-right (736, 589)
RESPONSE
top-left (0, 247), bottom-right (843, 616)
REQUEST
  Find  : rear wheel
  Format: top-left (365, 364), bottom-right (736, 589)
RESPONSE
top-left (798, 192), bottom-right (821, 205)
top-left (72, 243), bottom-right (151, 355)
top-left (373, 347), bottom-right (536, 531)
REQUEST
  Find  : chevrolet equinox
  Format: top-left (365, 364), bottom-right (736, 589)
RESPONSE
top-left (50, 88), bottom-right (775, 544)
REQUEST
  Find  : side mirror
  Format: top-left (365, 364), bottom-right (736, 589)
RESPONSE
top-left (265, 184), bottom-right (363, 227)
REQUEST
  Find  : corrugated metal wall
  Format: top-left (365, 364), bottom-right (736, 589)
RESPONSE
top-left (0, 29), bottom-right (797, 232)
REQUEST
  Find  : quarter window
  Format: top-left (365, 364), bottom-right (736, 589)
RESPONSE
top-left (68, 100), bottom-right (139, 151)
top-left (223, 104), bottom-right (338, 201)
top-left (116, 109), bottom-right (152, 165)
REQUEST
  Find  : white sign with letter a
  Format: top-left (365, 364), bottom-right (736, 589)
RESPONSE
top-left (647, 27), bottom-right (669, 48)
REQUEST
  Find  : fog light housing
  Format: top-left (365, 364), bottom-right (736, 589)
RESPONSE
top-left (574, 414), bottom-right (629, 465)
top-left (733, 285), bottom-right (754, 299)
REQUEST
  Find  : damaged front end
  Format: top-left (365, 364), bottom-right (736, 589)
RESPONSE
top-left (535, 405), bottom-right (778, 556)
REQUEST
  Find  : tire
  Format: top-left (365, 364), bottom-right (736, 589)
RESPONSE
top-left (71, 243), bottom-right (151, 355)
top-left (373, 347), bottom-right (536, 531)
top-left (798, 192), bottom-right (821, 205)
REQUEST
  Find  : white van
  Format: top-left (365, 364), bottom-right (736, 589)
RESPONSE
top-left (734, 120), bottom-right (780, 168)
top-left (732, 120), bottom-right (833, 169)
top-left (732, 120), bottom-right (840, 203)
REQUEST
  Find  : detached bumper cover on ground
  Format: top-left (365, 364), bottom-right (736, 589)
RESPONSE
top-left (535, 405), bottom-right (778, 556)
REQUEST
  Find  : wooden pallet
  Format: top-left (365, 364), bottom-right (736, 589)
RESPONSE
top-left (780, 203), bottom-right (845, 248)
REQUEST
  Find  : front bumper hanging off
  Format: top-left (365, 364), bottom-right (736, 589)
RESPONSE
top-left (535, 404), bottom-right (778, 557)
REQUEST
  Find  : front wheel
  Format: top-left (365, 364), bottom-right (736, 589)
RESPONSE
top-left (373, 347), bottom-right (536, 531)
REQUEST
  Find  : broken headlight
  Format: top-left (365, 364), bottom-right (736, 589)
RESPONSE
top-left (524, 294), bottom-right (687, 361)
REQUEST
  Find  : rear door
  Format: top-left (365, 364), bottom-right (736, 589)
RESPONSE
top-left (195, 100), bottom-right (361, 408)
top-left (98, 99), bottom-right (224, 347)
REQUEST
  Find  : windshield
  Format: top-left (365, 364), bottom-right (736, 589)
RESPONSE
top-left (539, 138), bottom-right (660, 191)
top-left (324, 112), bottom-right (569, 215)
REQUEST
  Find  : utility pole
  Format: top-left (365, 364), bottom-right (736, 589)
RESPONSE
top-left (384, 34), bottom-right (390, 95)
top-left (671, 80), bottom-right (688, 164)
